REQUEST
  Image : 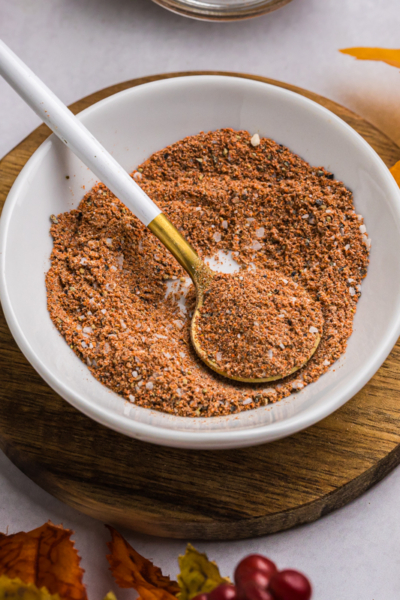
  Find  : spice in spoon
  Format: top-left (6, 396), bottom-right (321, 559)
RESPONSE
top-left (193, 270), bottom-right (323, 381)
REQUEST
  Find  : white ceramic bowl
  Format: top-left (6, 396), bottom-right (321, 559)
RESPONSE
top-left (1, 75), bottom-right (400, 450)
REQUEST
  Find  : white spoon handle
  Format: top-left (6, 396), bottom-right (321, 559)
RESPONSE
top-left (0, 39), bottom-right (161, 226)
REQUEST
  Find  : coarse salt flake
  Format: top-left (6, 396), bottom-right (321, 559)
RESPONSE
top-left (309, 326), bottom-right (318, 334)
top-left (243, 398), bottom-right (252, 405)
top-left (251, 133), bottom-right (260, 147)
top-left (349, 286), bottom-right (355, 296)
top-left (323, 360), bottom-right (330, 366)
top-left (222, 220), bottom-right (228, 229)
top-left (146, 382), bottom-right (154, 390)
top-left (279, 343), bottom-right (285, 350)
top-left (213, 232), bottom-right (222, 242)
top-left (256, 227), bottom-right (265, 238)
top-left (252, 240), bottom-right (262, 251)
top-left (129, 395), bottom-right (135, 403)
top-left (292, 381), bottom-right (304, 390)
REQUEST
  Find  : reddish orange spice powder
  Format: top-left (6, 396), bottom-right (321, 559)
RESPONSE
top-left (46, 129), bottom-right (369, 417)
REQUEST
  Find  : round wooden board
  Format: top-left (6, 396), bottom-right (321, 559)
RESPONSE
top-left (1, 72), bottom-right (400, 541)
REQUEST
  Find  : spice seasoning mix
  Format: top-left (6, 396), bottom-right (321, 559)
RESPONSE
top-left (46, 129), bottom-right (369, 417)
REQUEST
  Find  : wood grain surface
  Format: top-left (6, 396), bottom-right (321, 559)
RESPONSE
top-left (1, 72), bottom-right (400, 541)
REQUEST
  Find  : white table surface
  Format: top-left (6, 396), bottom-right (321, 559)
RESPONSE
top-left (1, 1), bottom-right (400, 598)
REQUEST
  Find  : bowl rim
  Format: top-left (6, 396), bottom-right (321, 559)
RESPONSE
top-left (2, 74), bottom-right (400, 450)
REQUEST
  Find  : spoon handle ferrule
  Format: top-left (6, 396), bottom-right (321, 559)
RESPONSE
top-left (148, 213), bottom-right (207, 282)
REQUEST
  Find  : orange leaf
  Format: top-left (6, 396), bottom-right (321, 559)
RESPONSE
top-left (340, 47), bottom-right (400, 69)
top-left (390, 160), bottom-right (400, 187)
top-left (106, 526), bottom-right (179, 600)
top-left (0, 522), bottom-right (87, 600)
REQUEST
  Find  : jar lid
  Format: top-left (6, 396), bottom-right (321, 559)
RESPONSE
top-left (151, 0), bottom-right (292, 21)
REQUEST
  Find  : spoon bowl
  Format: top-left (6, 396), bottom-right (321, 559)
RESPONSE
top-left (191, 270), bottom-right (322, 383)
top-left (149, 213), bottom-right (321, 382)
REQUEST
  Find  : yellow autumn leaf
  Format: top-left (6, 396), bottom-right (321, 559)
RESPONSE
top-left (0, 576), bottom-right (60, 600)
top-left (340, 47), bottom-right (400, 69)
top-left (177, 545), bottom-right (230, 600)
top-left (390, 161), bottom-right (400, 187)
top-left (0, 578), bottom-right (117, 600)
top-left (103, 593), bottom-right (118, 600)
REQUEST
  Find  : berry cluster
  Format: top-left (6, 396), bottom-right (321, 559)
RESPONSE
top-left (193, 554), bottom-right (311, 600)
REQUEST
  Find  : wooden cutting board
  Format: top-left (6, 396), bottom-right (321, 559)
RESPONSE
top-left (1, 72), bottom-right (400, 541)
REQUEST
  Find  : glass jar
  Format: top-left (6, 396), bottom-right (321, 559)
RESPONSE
top-left (151, 0), bottom-right (292, 21)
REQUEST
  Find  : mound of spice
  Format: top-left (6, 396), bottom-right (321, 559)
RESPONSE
top-left (194, 270), bottom-right (323, 380)
top-left (46, 128), bottom-right (369, 417)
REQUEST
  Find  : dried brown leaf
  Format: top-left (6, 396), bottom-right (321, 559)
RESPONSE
top-left (0, 522), bottom-right (87, 600)
top-left (105, 526), bottom-right (179, 599)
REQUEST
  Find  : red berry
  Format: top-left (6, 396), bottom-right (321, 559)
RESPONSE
top-left (192, 594), bottom-right (209, 600)
top-left (208, 584), bottom-right (238, 600)
top-left (238, 580), bottom-right (274, 600)
top-left (237, 570), bottom-right (272, 591)
top-left (269, 570), bottom-right (312, 600)
top-left (235, 555), bottom-right (277, 588)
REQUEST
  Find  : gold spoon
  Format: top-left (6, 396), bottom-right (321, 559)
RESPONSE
top-left (149, 214), bottom-right (321, 383)
top-left (0, 39), bottom-right (320, 383)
